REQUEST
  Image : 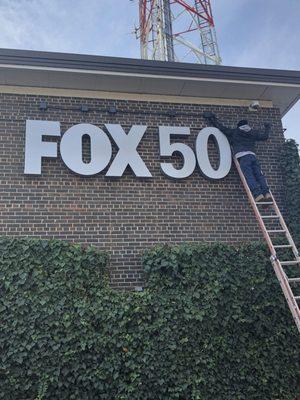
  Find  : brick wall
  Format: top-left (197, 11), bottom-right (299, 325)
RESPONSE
top-left (0, 93), bottom-right (286, 288)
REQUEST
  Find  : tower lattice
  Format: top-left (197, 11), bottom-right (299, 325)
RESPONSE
top-left (137, 0), bottom-right (221, 64)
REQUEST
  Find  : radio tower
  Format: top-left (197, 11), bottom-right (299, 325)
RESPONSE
top-left (137, 0), bottom-right (221, 64)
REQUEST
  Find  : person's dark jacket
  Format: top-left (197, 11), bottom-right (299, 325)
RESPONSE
top-left (208, 116), bottom-right (271, 156)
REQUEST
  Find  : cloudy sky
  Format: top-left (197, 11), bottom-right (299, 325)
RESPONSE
top-left (0, 0), bottom-right (299, 143)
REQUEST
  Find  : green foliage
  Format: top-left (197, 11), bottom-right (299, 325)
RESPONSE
top-left (1, 237), bottom-right (299, 399)
top-left (0, 237), bottom-right (109, 400)
top-left (281, 139), bottom-right (300, 241)
top-left (142, 243), bottom-right (300, 399)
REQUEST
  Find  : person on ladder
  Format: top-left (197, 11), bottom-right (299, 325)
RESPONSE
top-left (203, 112), bottom-right (272, 202)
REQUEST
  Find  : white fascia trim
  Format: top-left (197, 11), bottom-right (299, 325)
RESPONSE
top-left (282, 94), bottom-right (300, 115)
top-left (1, 63), bottom-right (300, 89)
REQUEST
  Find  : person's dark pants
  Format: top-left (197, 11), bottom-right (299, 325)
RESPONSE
top-left (238, 154), bottom-right (269, 198)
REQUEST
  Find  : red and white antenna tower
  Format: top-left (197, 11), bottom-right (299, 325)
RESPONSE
top-left (137, 0), bottom-right (221, 64)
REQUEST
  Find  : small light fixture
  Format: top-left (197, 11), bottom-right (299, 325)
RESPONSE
top-left (168, 111), bottom-right (177, 118)
top-left (108, 106), bottom-right (117, 114)
top-left (248, 100), bottom-right (260, 112)
top-left (80, 105), bottom-right (89, 113)
top-left (39, 101), bottom-right (47, 111)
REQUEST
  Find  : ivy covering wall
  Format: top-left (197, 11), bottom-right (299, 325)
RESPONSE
top-left (1, 237), bottom-right (299, 399)
top-left (281, 139), bottom-right (300, 241)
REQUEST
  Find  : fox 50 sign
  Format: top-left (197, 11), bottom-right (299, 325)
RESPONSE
top-left (24, 120), bottom-right (232, 180)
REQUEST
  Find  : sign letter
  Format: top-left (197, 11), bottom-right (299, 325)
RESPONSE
top-left (60, 124), bottom-right (112, 175)
top-left (105, 124), bottom-right (152, 177)
top-left (24, 120), bottom-right (60, 174)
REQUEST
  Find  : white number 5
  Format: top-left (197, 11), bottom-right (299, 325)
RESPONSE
top-left (159, 126), bottom-right (196, 179)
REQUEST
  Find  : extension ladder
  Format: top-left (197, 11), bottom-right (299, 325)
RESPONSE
top-left (233, 157), bottom-right (300, 333)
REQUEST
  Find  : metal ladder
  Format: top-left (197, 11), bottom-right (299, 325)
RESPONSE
top-left (233, 157), bottom-right (300, 333)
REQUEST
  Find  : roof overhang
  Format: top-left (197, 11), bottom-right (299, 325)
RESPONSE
top-left (0, 48), bottom-right (299, 116)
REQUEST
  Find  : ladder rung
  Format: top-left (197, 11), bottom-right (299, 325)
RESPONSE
top-left (274, 245), bottom-right (293, 248)
top-left (280, 260), bottom-right (300, 266)
top-left (256, 202), bottom-right (273, 205)
top-left (288, 278), bottom-right (300, 283)
top-left (294, 296), bottom-right (300, 301)
top-left (267, 229), bottom-right (286, 233)
top-left (261, 215), bottom-right (279, 219)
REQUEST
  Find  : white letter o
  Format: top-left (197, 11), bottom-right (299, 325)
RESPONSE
top-left (60, 123), bottom-right (112, 175)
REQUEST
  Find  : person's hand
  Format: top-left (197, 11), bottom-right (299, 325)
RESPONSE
top-left (264, 122), bottom-right (272, 129)
top-left (202, 112), bottom-right (216, 119)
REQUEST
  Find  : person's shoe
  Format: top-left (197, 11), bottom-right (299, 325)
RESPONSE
top-left (264, 192), bottom-right (272, 201)
top-left (254, 194), bottom-right (264, 203)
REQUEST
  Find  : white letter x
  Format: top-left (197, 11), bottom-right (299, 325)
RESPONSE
top-left (105, 124), bottom-right (152, 177)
